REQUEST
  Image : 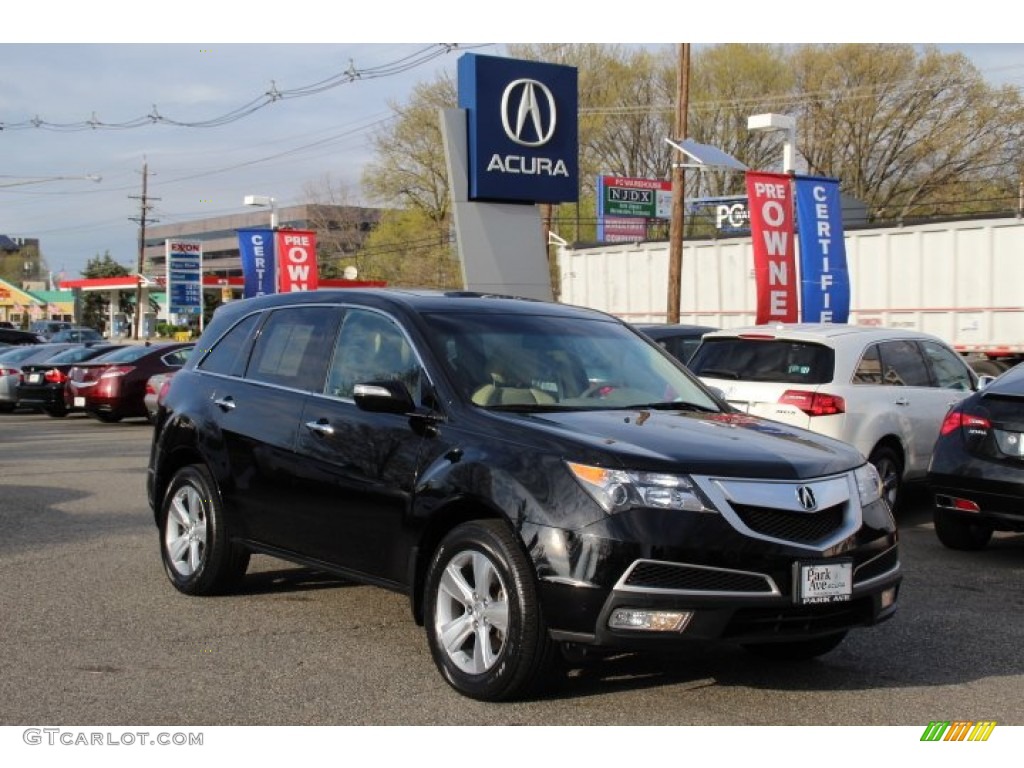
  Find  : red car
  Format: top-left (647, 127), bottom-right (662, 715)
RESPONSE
top-left (66, 342), bottom-right (194, 422)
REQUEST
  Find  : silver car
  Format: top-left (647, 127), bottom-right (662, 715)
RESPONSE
top-left (688, 323), bottom-right (978, 509)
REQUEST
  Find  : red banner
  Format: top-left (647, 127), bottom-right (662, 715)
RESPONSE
top-left (275, 230), bottom-right (319, 292)
top-left (746, 171), bottom-right (798, 324)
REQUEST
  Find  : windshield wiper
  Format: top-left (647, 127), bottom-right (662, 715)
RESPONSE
top-left (625, 401), bottom-right (719, 412)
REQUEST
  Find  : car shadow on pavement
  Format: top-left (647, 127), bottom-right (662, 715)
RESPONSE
top-left (0, 484), bottom-right (152, 554)
top-left (235, 563), bottom-right (355, 596)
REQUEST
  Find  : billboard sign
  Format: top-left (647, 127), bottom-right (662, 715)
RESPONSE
top-left (165, 239), bottom-right (203, 316)
top-left (458, 53), bottom-right (578, 204)
top-left (598, 176), bottom-right (672, 218)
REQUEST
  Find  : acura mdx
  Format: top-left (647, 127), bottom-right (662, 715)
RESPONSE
top-left (148, 290), bottom-right (901, 701)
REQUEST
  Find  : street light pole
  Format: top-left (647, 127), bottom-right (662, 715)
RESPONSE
top-left (747, 113), bottom-right (797, 173)
top-left (244, 195), bottom-right (278, 229)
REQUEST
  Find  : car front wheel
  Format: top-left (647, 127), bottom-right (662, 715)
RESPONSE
top-left (934, 509), bottom-right (993, 551)
top-left (159, 464), bottom-right (249, 595)
top-left (424, 520), bottom-right (556, 702)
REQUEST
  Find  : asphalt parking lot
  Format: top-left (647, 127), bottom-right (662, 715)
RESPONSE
top-left (1, 410), bottom-right (1023, 727)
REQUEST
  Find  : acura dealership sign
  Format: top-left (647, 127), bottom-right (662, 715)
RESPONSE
top-left (458, 53), bottom-right (578, 203)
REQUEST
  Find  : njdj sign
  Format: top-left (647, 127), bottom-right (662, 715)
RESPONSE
top-left (458, 53), bottom-right (578, 204)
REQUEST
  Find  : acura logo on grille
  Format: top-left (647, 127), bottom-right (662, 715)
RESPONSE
top-left (797, 486), bottom-right (817, 511)
top-left (501, 79), bottom-right (557, 147)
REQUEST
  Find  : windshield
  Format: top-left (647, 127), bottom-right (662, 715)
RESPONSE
top-left (421, 311), bottom-right (720, 411)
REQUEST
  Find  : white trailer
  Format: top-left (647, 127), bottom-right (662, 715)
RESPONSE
top-left (557, 215), bottom-right (1024, 371)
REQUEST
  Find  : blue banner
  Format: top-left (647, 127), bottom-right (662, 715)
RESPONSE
top-left (795, 176), bottom-right (850, 323)
top-left (237, 228), bottom-right (276, 299)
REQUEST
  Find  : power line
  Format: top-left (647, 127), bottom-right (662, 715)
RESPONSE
top-left (0, 44), bottom-right (486, 133)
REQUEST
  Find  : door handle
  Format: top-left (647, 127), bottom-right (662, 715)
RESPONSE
top-left (305, 419), bottom-right (335, 437)
top-left (213, 395), bottom-right (236, 411)
top-left (894, 397), bottom-right (910, 406)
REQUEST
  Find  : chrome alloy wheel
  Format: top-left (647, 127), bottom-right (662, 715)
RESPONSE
top-left (163, 484), bottom-right (209, 578)
top-left (434, 550), bottom-right (510, 675)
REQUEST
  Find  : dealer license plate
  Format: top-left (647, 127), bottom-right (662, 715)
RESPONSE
top-left (74, 396), bottom-right (85, 407)
top-left (27, 373), bottom-right (42, 384)
top-left (797, 561), bottom-right (852, 604)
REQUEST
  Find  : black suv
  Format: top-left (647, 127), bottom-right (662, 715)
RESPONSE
top-left (148, 290), bottom-right (901, 701)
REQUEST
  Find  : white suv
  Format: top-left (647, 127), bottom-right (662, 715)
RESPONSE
top-left (688, 324), bottom-right (978, 508)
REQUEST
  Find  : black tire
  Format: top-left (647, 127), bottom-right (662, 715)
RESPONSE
top-left (159, 464), bottom-right (249, 596)
top-left (93, 411), bottom-right (122, 423)
top-left (934, 509), bottom-right (993, 551)
top-left (0, 403), bottom-right (14, 413)
top-left (44, 405), bottom-right (68, 418)
top-left (868, 445), bottom-right (903, 511)
top-left (424, 519), bottom-right (556, 702)
top-left (742, 631), bottom-right (847, 661)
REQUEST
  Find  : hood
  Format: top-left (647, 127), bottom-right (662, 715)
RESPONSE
top-left (486, 408), bottom-right (862, 480)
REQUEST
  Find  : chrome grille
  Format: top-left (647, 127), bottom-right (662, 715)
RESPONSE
top-left (732, 501), bottom-right (846, 544)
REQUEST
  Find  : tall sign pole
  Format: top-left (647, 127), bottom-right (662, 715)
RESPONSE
top-left (667, 43), bottom-right (690, 323)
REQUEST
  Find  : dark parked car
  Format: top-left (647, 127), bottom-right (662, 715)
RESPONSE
top-left (635, 323), bottom-right (717, 365)
top-left (17, 344), bottom-right (125, 417)
top-left (0, 327), bottom-right (43, 346)
top-left (0, 343), bottom-right (83, 412)
top-left (928, 362), bottom-right (1024, 550)
top-left (149, 290), bottom-right (901, 701)
top-left (66, 342), bottom-right (194, 422)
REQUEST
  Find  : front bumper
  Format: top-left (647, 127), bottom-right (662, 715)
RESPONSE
top-left (524, 494), bottom-right (901, 649)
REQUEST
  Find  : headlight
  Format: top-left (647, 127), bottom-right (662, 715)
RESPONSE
top-left (566, 461), bottom-right (714, 514)
top-left (854, 462), bottom-right (883, 506)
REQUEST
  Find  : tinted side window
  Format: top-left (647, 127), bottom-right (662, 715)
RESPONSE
top-left (246, 307), bottom-right (342, 392)
top-left (877, 340), bottom-right (930, 387)
top-left (921, 340), bottom-right (974, 390)
top-left (853, 343), bottom-right (883, 384)
top-left (162, 347), bottom-right (194, 368)
top-left (198, 313), bottom-right (261, 376)
top-left (325, 309), bottom-right (421, 399)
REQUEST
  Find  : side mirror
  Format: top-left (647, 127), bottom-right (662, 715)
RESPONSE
top-left (976, 374), bottom-right (996, 390)
top-left (353, 380), bottom-right (416, 414)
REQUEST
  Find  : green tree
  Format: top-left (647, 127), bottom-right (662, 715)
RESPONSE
top-left (356, 207), bottom-right (458, 288)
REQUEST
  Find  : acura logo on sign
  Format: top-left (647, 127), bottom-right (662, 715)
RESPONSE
top-left (797, 486), bottom-right (818, 511)
top-left (501, 79), bottom-right (557, 147)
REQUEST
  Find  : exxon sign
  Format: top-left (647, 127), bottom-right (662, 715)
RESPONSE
top-left (458, 53), bottom-right (578, 204)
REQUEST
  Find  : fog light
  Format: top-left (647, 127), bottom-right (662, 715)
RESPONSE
top-left (880, 586), bottom-right (897, 609)
top-left (609, 609), bottom-right (693, 632)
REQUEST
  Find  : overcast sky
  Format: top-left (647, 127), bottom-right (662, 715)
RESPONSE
top-left (3, 6), bottom-right (1022, 281)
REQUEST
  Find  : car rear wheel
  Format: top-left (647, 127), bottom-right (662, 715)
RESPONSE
top-left (159, 465), bottom-right (249, 595)
top-left (868, 446), bottom-right (903, 510)
top-left (933, 509), bottom-right (993, 551)
top-left (93, 412), bottom-right (122, 423)
top-left (44, 405), bottom-right (68, 418)
top-left (742, 631), bottom-right (847, 661)
top-left (424, 520), bottom-right (556, 702)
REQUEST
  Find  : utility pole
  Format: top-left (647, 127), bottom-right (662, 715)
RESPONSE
top-left (667, 43), bottom-right (690, 324)
top-left (129, 162), bottom-right (159, 339)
